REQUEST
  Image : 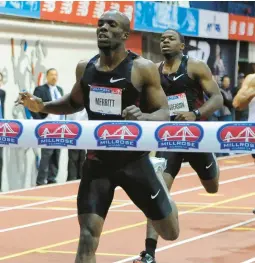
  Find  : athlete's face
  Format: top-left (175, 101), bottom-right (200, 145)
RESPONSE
top-left (160, 30), bottom-right (184, 57)
top-left (97, 12), bottom-right (128, 50)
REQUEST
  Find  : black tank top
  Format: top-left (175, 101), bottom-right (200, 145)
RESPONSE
top-left (80, 50), bottom-right (149, 164)
top-left (159, 55), bottom-right (205, 120)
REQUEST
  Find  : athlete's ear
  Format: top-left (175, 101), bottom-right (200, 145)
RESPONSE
top-left (123, 32), bottom-right (129, 40)
top-left (180, 43), bottom-right (185, 51)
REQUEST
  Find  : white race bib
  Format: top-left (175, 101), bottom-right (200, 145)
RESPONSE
top-left (89, 86), bottom-right (122, 115)
top-left (167, 93), bottom-right (189, 116)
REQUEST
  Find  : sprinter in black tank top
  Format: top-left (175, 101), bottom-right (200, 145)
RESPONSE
top-left (159, 55), bottom-right (205, 120)
top-left (17, 11), bottom-right (180, 263)
top-left (81, 50), bottom-right (150, 164)
top-left (136, 29), bottom-right (224, 263)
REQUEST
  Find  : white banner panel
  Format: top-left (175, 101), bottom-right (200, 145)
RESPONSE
top-left (199, 9), bottom-right (229, 39)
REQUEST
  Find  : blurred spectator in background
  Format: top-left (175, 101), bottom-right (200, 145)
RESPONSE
top-left (30, 68), bottom-right (64, 186)
top-left (208, 75), bottom-right (234, 122)
top-left (66, 109), bottom-right (88, 181)
top-left (217, 75), bottom-right (234, 121)
top-left (232, 73), bottom-right (248, 121)
top-left (213, 44), bottom-right (226, 85)
top-left (0, 73), bottom-right (5, 191)
top-left (212, 75), bottom-right (234, 157)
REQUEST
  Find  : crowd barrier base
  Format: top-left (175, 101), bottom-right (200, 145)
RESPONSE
top-left (0, 120), bottom-right (254, 154)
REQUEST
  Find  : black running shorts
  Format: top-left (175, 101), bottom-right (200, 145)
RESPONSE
top-left (77, 154), bottom-right (172, 220)
top-left (156, 152), bottom-right (218, 180)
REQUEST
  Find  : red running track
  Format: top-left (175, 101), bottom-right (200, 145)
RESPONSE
top-left (0, 154), bottom-right (254, 263)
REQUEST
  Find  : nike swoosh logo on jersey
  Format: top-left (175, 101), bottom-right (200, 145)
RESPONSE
top-left (173, 74), bottom-right (184, 81)
top-left (110, 77), bottom-right (125, 83)
top-left (151, 189), bottom-right (160, 199)
top-left (206, 162), bottom-right (213, 169)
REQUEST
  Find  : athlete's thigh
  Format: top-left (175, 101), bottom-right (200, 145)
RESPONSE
top-left (77, 159), bottom-right (115, 219)
top-left (187, 152), bottom-right (219, 181)
top-left (118, 155), bottom-right (172, 221)
top-left (156, 151), bottom-right (183, 178)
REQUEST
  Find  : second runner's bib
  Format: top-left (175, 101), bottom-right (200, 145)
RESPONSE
top-left (167, 93), bottom-right (189, 116)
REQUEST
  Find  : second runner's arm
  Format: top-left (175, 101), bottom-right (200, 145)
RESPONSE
top-left (192, 60), bottom-right (223, 118)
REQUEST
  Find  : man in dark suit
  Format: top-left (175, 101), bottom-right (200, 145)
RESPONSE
top-left (0, 73), bottom-right (5, 191)
top-left (31, 68), bottom-right (64, 186)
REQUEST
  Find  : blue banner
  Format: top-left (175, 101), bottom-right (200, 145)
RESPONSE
top-left (0, 1), bottom-right (40, 18)
top-left (134, 1), bottom-right (199, 36)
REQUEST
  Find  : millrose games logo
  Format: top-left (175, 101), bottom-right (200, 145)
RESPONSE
top-left (217, 123), bottom-right (255, 151)
top-left (155, 123), bottom-right (204, 150)
top-left (35, 121), bottom-right (82, 147)
top-left (0, 120), bottom-right (23, 145)
top-left (94, 122), bottom-right (142, 148)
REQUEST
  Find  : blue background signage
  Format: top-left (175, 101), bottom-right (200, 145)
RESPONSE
top-left (134, 1), bottom-right (199, 36)
top-left (0, 1), bottom-right (40, 18)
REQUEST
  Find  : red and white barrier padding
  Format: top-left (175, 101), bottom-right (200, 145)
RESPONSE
top-left (0, 120), bottom-right (254, 154)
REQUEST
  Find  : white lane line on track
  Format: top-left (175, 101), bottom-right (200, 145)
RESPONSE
top-left (114, 217), bottom-right (255, 263)
top-left (0, 202), bottom-right (133, 233)
top-left (0, 154), bottom-right (252, 195)
top-left (0, 174), bottom-right (254, 232)
top-left (241, 257), bottom-right (255, 263)
top-left (0, 173), bottom-right (254, 213)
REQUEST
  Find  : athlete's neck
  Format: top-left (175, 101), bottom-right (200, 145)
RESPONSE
top-left (99, 46), bottom-right (128, 71)
top-left (164, 53), bottom-right (183, 68)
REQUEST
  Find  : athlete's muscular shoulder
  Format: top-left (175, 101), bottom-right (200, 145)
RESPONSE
top-left (244, 74), bottom-right (255, 94)
top-left (133, 56), bottom-right (156, 70)
top-left (131, 56), bottom-right (169, 115)
top-left (75, 60), bottom-right (88, 81)
top-left (242, 73), bottom-right (255, 86)
top-left (233, 74), bottom-right (255, 110)
top-left (187, 57), bottom-right (212, 79)
top-left (69, 60), bottom-right (88, 109)
top-left (132, 56), bottom-right (160, 87)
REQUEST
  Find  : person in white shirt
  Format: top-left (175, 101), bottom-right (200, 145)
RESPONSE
top-left (30, 68), bottom-right (63, 186)
top-left (66, 109), bottom-right (88, 181)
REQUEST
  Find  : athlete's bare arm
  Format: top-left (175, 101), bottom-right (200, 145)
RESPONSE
top-left (233, 74), bottom-right (255, 110)
top-left (42, 61), bottom-right (86, 114)
top-left (123, 58), bottom-right (169, 121)
top-left (15, 61), bottom-right (87, 114)
top-left (190, 59), bottom-right (223, 118)
top-left (141, 59), bottom-right (170, 120)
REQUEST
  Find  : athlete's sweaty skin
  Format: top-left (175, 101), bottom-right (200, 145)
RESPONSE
top-left (233, 74), bottom-right (255, 110)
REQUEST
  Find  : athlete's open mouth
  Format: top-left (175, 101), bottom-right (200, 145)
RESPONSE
top-left (162, 47), bottom-right (171, 52)
top-left (98, 33), bottom-right (109, 40)
top-left (162, 45), bottom-right (171, 50)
